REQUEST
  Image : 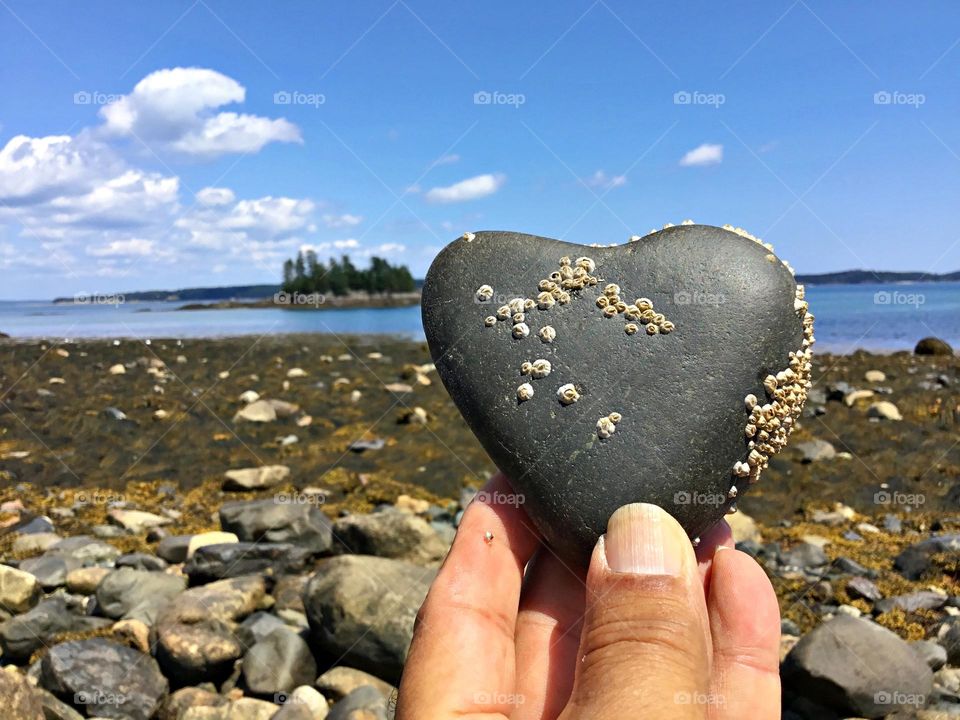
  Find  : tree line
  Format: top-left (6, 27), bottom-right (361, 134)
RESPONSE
top-left (282, 251), bottom-right (417, 296)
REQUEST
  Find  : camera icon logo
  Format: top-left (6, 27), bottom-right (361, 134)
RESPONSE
top-left (474, 90), bottom-right (492, 105)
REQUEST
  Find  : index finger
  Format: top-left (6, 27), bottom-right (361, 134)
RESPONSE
top-left (397, 473), bottom-right (541, 719)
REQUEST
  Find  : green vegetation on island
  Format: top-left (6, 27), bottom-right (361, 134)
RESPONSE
top-left (282, 251), bottom-right (417, 296)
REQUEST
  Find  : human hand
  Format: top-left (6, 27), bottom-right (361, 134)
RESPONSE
top-left (396, 473), bottom-right (781, 719)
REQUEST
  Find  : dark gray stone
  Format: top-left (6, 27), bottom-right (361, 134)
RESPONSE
top-left (115, 552), bottom-right (168, 571)
top-left (894, 534), bottom-right (960, 580)
top-left (303, 555), bottom-right (435, 684)
top-left (331, 510), bottom-right (447, 564)
top-left (0, 597), bottom-right (112, 661)
top-left (39, 639), bottom-right (167, 720)
top-left (12, 516), bottom-right (56, 535)
top-left (47, 536), bottom-right (120, 565)
top-left (154, 618), bottom-right (243, 688)
top-left (782, 616), bottom-right (933, 718)
top-left (422, 227), bottom-right (807, 565)
top-left (846, 577), bottom-right (882, 602)
top-left (184, 542), bottom-right (312, 585)
top-left (781, 542), bottom-right (829, 568)
top-left (874, 591), bottom-right (947, 615)
top-left (241, 627), bottom-right (317, 695)
top-left (915, 337), bottom-right (953, 356)
top-left (19, 554), bottom-right (79, 590)
top-left (219, 499), bottom-right (333, 554)
top-left (327, 685), bottom-right (389, 720)
top-left (236, 611), bottom-right (289, 648)
top-left (156, 535), bottom-right (191, 564)
top-left (942, 621), bottom-right (960, 665)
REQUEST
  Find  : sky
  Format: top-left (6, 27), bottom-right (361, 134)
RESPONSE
top-left (1, 0), bottom-right (959, 299)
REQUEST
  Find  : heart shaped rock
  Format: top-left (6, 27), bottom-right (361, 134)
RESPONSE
top-left (422, 225), bottom-right (814, 566)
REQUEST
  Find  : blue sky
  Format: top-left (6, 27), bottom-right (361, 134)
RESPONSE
top-left (1, 1), bottom-right (959, 299)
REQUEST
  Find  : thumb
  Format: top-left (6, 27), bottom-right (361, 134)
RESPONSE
top-left (561, 504), bottom-right (712, 720)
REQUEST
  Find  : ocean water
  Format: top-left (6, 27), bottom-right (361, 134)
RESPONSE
top-left (0, 281), bottom-right (958, 353)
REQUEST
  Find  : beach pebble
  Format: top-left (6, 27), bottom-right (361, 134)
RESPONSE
top-left (222, 464), bottom-right (291, 491)
top-left (242, 627), bottom-right (318, 695)
top-left (39, 639), bottom-right (168, 720)
top-left (186, 531), bottom-right (240, 559)
top-left (398, 406), bottom-right (429, 424)
top-left (875, 590), bottom-right (948, 614)
top-left (0, 597), bottom-right (111, 661)
top-left (846, 576), bottom-right (883, 602)
top-left (239, 390), bottom-right (261, 404)
top-left (867, 400), bottom-right (903, 421)
top-left (95, 567), bottom-right (186, 625)
top-left (864, 369), bottom-right (886, 383)
top-left (326, 686), bottom-right (389, 719)
top-left (384, 382), bottom-right (414, 393)
top-left (0, 564), bottom-right (43, 614)
top-left (219, 499), bottom-right (334, 554)
top-left (19, 555), bottom-right (78, 590)
top-left (287, 367), bottom-right (308, 378)
top-left (233, 399), bottom-right (278, 423)
top-left (794, 439), bottom-right (836, 463)
top-left (332, 509), bottom-right (447, 564)
top-left (155, 618), bottom-right (244, 687)
top-left (782, 616), bottom-right (933, 718)
top-left (107, 508), bottom-right (172, 533)
top-left (184, 542), bottom-right (311, 585)
top-left (781, 541), bottom-right (829, 568)
top-left (107, 364), bottom-right (126, 375)
top-left (65, 566), bottom-right (111, 595)
top-left (316, 666), bottom-right (397, 704)
top-left (843, 389), bottom-right (875, 406)
top-left (304, 555), bottom-right (435, 684)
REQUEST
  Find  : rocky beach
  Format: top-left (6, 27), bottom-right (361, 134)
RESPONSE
top-left (0, 333), bottom-right (958, 719)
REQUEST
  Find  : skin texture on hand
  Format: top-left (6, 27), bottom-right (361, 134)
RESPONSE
top-left (396, 473), bottom-right (781, 720)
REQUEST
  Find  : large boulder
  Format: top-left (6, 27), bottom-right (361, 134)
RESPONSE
top-left (241, 627), bottom-right (317, 695)
top-left (915, 337), bottom-right (954, 356)
top-left (156, 575), bottom-right (267, 626)
top-left (331, 510), bottom-right (447, 564)
top-left (220, 499), bottom-right (333, 554)
top-left (39, 639), bottom-right (168, 720)
top-left (782, 616), bottom-right (933, 718)
top-left (303, 555), bottom-right (436, 684)
top-left (155, 619), bottom-right (243, 688)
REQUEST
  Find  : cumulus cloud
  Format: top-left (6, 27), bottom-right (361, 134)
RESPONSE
top-left (584, 170), bottom-right (627, 189)
top-left (425, 173), bottom-right (505, 203)
top-left (86, 238), bottom-right (156, 257)
top-left (99, 67), bottom-right (301, 157)
top-left (196, 187), bottom-right (236, 206)
top-left (679, 143), bottom-right (723, 167)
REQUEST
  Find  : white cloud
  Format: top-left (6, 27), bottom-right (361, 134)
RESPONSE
top-left (100, 67), bottom-right (301, 157)
top-left (322, 213), bottom-right (363, 228)
top-left (679, 143), bottom-right (723, 167)
top-left (584, 170), bottom-right (627, 189)
top-left (86, 238), bottom-right (156, 257)
top-left (196, 187), bottom-right (236, 206)
top-left (425, 173), bottom-right (505, 203)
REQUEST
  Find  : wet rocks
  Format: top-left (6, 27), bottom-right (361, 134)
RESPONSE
top-left (0, 597), bottom-right (112, 661)
top-left (241, 627), bottom-right (317, 695)
top-left (915, 337), bottom-right (954, 356)
top-left (219, 499), bottom-right (333, 554)
top-left (782, 616), bottom-right (933, 718)
top-left (155, 619), bottom-right (243, 687)
top-left (233, 400), bottom-right (278, 423)
top-left (40, 639), bottom-right (168, 720)
top-left (0, 563), bottom-right (43, 613)
top-left (96, 568), bottom-right (186, 624)
top-left (331, 509), bottom-right (447, 564)
top-left (303, 555), bottom-right (435, 683)
top-left (222, 465), bottom-right (291, 491)
top-left (315, 666), bottom-right (397, 704)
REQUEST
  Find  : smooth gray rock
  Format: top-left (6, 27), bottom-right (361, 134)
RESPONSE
top-left (781, 542), bottom-right (829, 568)
top-left (0, 597), bottom-right (112, 661)
top-left (115, 552), bottom-right (168, 571)
top-left (942, 621), bottom-right (960, 665)
top-left (184, 542), bottom-right (312, 585)
top-left (422, 227), bottom-right (807, 565)
top-left (303, 555), bottom-right (435, 684)
top-left (846, 576), bottom-right (883, 602)
top-left (219, 499), bottom-right (333, 554)
top-left (911, 639), bottom-right (948, 670)
top-left (327, 685), bottom-right (389, 720)
top-left (794, 439), bottom-right (836, 463)
top-left (894, 534), bottom-right (960, 580)
top-left (47, 536), bottom-right (120, 565)
top-left (19, 555), bottom-right (80, 590)
top-left (915, 337), bottom-right (953, 356)
top-left (782, 615), bottom-right (933, 718)
top-left (155, 618), bottom-right (243, 687)
top-left (331, 509), bottom-right (447, 564)
top-left (156, 535), bottom-right (192, 563)
top-left (39, 639), bottom-right (168, 720)
top-left (241, 627), bottom-right (317, 695)
top-left (874, 591), bottom-right (947, 614)
top-left (236, 611), bottom-right (289, 648)
top-left (95, 568), bottom-right (185, 625)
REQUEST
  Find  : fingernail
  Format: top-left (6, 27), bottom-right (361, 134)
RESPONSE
top-left (605, 503), bottom-right (684, 576)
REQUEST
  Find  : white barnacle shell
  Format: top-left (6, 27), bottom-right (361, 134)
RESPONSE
top-left (557, 383), bottom-right (580, 405)
top-left (636, 297), bottom-right (653, 311)
top-left (604, 283), bottom-right (621, 297)
top-left (484, 316), bottom-right (497, 327)
top-left (476, 284), bottom-right (494, 302)
top-left (645, 322), bottom-right (659, 335)
top-left (520, 361), bottom-right (533, 375)
top-left (575, 256), bottom-right (596, 273)
top-left (462, 231), bottom-right (476, 242)
top-left (660, 320), bottom-right (675, 334)
top-left (733, 461), bottom-right (751, 477)
top-left (517, 382), bottom-right (534, 401)
top-left (625, 323), bottom-right (639, 335)
top-left (523, 298), bottom-right (536, 311)
top-left (596, 416), bottom-right (617, 439)
top-left (539, 326), bottom-right (556, 343)
top-left (512, 323), bottom-right (530, 339)
top-left (744, 393), bottom-right (758, 410)
top-left (512, 312), bottom-right (525, 324)
top-left (530, 359), bottom-right (552, 379)
top-left (608, 411), bottom-right (622, 424)
top-left (508, 297), bottom-right (526, 314)
top-left (728, 485), bottom-right (739, 499)
top-left (496, 305), bottom-right (511, 320)
top-left (537, 291), bottom-right (556, 309)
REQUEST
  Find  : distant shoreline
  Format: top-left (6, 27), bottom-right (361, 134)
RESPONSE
top-left (176, 291), bottom-right (421, 312)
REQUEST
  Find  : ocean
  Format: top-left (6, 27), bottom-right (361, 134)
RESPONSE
top-left (1, 281), bottom-right (958, 353)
